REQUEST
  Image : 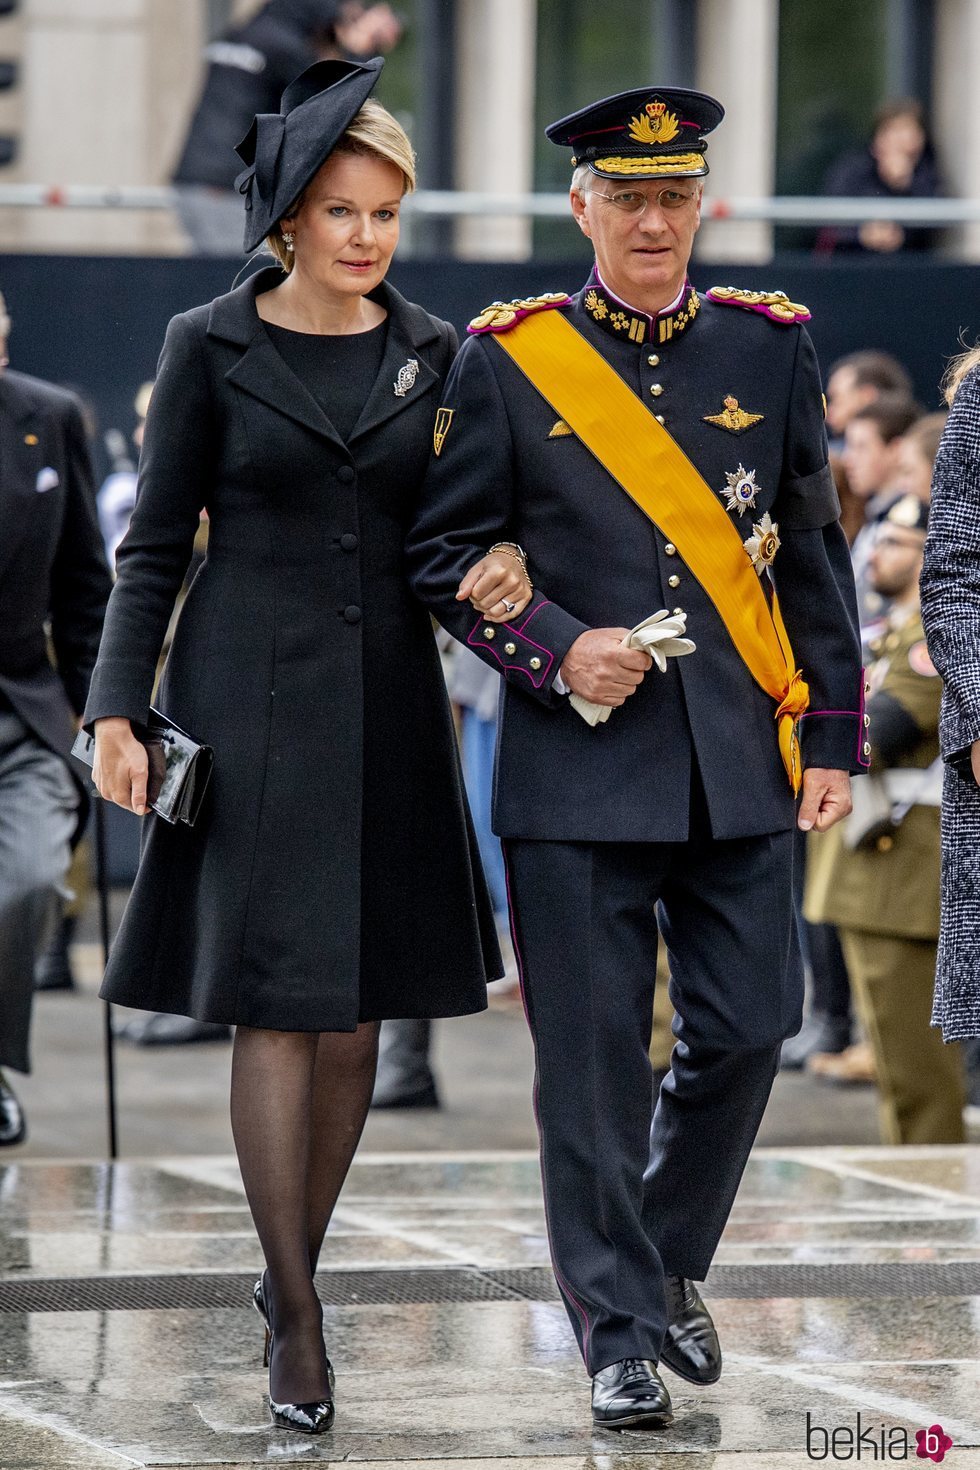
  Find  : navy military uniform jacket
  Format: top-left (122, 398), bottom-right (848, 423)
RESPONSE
top-left (407, 273), bottom-right (866, 843)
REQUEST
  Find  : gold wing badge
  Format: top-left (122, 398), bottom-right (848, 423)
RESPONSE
top-left (433, 407), bottom-right (454, 456)
top-left (704, 395), bottom-right (765, 434)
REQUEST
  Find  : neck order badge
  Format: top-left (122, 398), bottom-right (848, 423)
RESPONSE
top-left (491, 309), bottom-right (809, 792)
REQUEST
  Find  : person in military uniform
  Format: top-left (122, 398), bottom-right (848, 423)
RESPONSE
top-left (805, 495), bottom-right (965, 1143)
top-left (407, 85), bottom-right (866, 1431)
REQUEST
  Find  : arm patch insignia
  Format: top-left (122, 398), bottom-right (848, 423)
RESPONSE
top-left (706, 286), bottom-right (811, 325)
top-left (468, 292), bottom-right (571, 335)
top-left (433, 407), bottom-right (454, 456)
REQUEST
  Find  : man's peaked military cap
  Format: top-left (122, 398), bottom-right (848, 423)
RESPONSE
top-left (546, 85), bottom-right (724, 180)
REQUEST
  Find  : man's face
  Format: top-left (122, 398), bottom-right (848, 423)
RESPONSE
top-left (842, 418), bottom-right (897, 499)
top-left (825, 366), bottom-right (877, 435)
top-left (867, 526), bottom-right (925, 599)
top-left (892, 433), bottom-right (933, 503)
top-left (570, 175), bottom-right (702, 310)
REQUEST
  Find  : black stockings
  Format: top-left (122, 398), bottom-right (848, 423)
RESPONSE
top-left (230, 1021), bottom-right (380, 1404)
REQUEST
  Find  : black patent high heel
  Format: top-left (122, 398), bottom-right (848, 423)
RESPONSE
top-left (252, 1272), bottom-right (335, 1434)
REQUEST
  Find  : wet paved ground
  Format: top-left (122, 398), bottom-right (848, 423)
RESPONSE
top-left (1, 1147), bottom-right (979, 1467)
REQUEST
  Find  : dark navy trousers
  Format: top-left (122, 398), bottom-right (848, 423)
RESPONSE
top-left (504, 789), bottom-right (804, 1375)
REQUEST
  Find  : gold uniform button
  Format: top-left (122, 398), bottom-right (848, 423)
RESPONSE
top-left (665, 543), bottom-right (677, 556)
top-left (647, 353), bottom-right (660, 367)
top-left (529, 656), bottom-right (542, 671)
top-left (650, 383), bottom-right (664, 397)
top-left (484, 627), bottom-right (495, 640)
top-left (876, 835), bottom-right (894, 853)
top-left (655, 414), bottom-right (665, 424)
top-left (504, 642), bottom-right (516, 655)
top-left (864, 714), bottom-right (871, 728)
top-left (863, 741), bottom-right (871, 756)
top-left (673, 607), bottom-right (683, 616)
top-left (668, 574), bottom-right (681, 589)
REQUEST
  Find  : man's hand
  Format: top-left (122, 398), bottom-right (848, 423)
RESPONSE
top-left (93, 717), bottom-right (150, 817)
top-left (971, 739), bottom-right (980, 786)
top-left (456, 552), bottom-right (531, 622)
top-left (797, 767), bottom-right (852, 833)
top-left (560, 629), bottom-right (653, 707)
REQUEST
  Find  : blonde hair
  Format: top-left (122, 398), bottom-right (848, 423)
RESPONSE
top-left (267, 99), bottom-right (416, 272)
top-left (943, 344), bottom-right (980, 406)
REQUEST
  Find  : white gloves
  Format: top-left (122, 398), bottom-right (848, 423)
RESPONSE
top-left (570, 610), bottom-right (696, 727)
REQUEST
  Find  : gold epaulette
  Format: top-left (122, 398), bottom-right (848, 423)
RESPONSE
top-left (468, 292), bottom-right (571, 335)
top-left (705, 286), bottom-right (811, 325)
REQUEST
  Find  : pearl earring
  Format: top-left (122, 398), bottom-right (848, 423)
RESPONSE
top-left (282, 231), bottom-right (294, 252)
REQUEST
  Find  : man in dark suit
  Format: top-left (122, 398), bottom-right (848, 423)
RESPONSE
top-left (0, 290), bottom-right (111, 1142)
top-left (408, 86), bottom-right (866, 1429)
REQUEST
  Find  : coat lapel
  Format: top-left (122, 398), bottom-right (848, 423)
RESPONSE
top-left (347, 290), bottom-right (440, 444)
top-left (0, 374), bottom-right (47, 585)
top-left (208, 269), bottom-right (442, 453)
top-left (210, 268), bottom-right (348, 455)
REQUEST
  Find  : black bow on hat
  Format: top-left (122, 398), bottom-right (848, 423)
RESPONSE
top-left (235, 55), bottom-right (384, 253)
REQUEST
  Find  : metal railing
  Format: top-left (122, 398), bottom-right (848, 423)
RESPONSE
top-left (0, 184), bottom-right (977, 224)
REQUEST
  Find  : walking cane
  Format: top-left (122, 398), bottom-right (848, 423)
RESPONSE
top-left (92, 796), bottom-right (118, 1160)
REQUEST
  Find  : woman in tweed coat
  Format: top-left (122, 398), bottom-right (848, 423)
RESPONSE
top-left (920, 348), bottom-right (980, 1039)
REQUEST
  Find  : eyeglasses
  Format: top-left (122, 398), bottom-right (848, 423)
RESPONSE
top-left (591, 186), bottom-right (700, 215)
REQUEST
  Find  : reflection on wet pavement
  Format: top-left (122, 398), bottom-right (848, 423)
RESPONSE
top-left (0, 1147), bottom-right (978, 1465)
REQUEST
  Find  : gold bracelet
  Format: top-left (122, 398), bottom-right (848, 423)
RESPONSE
top-left (488, 543), bottom-right (533, 592)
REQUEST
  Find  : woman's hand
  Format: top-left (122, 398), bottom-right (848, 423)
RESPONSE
top-left (93, 717), bottom-right (150, 816)
top-left (456, 551), bottom-right (531, 623)
top-left (972, 739), bottom-right (980, 786)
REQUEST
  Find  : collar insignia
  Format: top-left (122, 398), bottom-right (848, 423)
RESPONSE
top-left (704, 395), bottom-right (765, 434)
top-left (394, 358), bottom-right (419, 397)
top-left (583, 282), bottom-right (700, 346)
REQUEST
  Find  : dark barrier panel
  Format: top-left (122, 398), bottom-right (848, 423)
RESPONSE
top-left (3, 252), bottom-right (977, 474)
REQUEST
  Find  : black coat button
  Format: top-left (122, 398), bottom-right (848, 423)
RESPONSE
top-left (336, 465), bottom-right (355, 484)
top-left (340, 533), bottom-right (358, 551)
top-left (343, 605), bottom-right (362, 624)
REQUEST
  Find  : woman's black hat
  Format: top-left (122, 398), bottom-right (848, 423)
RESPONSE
top-left (546, 85), bottom-right (724, 181)
top-left (235, 55), bottom-right (384, 252)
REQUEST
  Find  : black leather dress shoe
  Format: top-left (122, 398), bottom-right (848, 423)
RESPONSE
top-left (591, 1358), bottom-right (672, 1430)
top-left (660, 1276), bottom-right (722, 1385)
top-left (116, 1013), bottom-right (232, 1046)
top-left (34, 915), bottom-right (77, 991)
top-left (370, 1075), bottom-right (440, 1109)
top-left (0, 1074), bottom-right (26, 1147)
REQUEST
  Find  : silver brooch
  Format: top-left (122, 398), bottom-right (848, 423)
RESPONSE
top-left (722, 464), bottom-right (760, 516)
top-left (393, 358), bottom-right (419, 397)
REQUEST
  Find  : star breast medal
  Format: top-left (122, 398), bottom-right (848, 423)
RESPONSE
top-left (722, 464), bottom-right (760, 516)
top-left (393, 358), bottom-right (419, 397)
top-left (744, 513), bottom-right (781, 575)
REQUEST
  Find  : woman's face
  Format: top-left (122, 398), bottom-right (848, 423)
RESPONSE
top-left (282, 150), bottom-right (404, 298)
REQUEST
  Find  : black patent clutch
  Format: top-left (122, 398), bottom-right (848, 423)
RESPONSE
top-left (72, 709), bottom-right (214, 827)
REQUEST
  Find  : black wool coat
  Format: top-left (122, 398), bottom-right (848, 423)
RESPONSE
top-left (84, 269), bottom-right (499, 1032)
top-left (0, 370), bottom-right (110, 819)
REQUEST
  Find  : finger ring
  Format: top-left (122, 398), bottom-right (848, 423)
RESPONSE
top-left (501, 598), bottom-right (516, 613)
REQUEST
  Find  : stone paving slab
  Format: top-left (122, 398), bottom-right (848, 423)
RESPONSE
top-left (0, 1148), bottom-right (978, 1465)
